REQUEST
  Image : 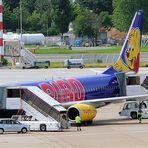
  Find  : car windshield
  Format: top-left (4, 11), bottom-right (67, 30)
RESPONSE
top-left (12, 120), bottom-right (20, 124)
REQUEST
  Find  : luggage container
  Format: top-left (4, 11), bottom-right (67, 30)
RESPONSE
top-left (33, 60), bottom-right (50, 69)
top-left (64, 59), bottom-right (85, 69)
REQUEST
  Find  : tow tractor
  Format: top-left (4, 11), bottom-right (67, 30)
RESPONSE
top-left (119, 101), bottom-right (148, 119)
top-left (21, 60), bottom-right (50, 69)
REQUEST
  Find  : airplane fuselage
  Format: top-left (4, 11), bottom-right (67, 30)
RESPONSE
top-left (19, 74), bottom-right (120, 104)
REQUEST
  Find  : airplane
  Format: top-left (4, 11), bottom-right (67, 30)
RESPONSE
top-left (4, 10), bottom-right (148, 123)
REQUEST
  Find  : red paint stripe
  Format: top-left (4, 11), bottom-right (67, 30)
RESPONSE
top-left (0, 38), bottom-right (3, 46)
top-left (0, 22), bottom-right (3, 30)
top-left (0, 5), bottom-right (2, 13)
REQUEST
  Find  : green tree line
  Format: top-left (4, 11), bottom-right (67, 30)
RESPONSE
top-left (2, 0), bottom-right (148, 39)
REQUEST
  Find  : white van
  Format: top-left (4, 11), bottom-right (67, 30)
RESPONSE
top-left (0, 118), bottom-right (30, 134)
top-left (119, 101), bottom-right (148, 119)
top-left (64, 59), bottom-right (85, 69)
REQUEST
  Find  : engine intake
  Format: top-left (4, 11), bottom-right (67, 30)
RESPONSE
top-left (67, 104), bottom-right (97, 122)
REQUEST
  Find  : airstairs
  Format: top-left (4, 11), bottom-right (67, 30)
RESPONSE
top-left (21, 86), bottom-right (68, 129)
top-left (19, 48), bottom-right (50, 69)
top-left (20, 48), bottom-right (37, 68)
top-left (4, 86), bottom-right (69, 129)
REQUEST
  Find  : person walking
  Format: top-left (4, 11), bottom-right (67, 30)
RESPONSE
top-left (75, 114), bottom-right (82, 131)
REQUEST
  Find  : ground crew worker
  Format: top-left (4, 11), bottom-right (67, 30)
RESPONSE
top-left (137, 109), bottom-right (143, 123)
top-left (75, 114), bottom-right (82, 131)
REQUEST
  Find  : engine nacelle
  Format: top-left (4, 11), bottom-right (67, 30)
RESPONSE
top-left (67, 104), bottom-right (97, 122)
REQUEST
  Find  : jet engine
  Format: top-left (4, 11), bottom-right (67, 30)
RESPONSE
top-left (67, 104), bottom-right (97, 122)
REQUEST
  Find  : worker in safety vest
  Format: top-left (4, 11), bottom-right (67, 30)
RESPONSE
top-left (75, 114), bottom-right (82, 131)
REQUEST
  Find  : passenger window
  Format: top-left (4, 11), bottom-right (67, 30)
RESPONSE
top-left (7, 120), bottom-right (12, 124)
top-left (12, 120), bottom-right (18, 124)
top-left (134, 103), bottom-right (139, 108)
top-left (139, 102), bottom-right (147, 109)
top-left (124, 103), bottom-right (132, 110)
top-left (2, 120), bottom-right (6, 124)
top-left (123, 104), bottom-right (128, 110)
top-left (15, 121), bottom-right (20, 124)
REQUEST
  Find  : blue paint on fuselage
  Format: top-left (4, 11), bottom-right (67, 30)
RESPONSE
top-left (17, 73), bottom-right (120, 102)
top-left (77, 74), bottom-right (119, 100)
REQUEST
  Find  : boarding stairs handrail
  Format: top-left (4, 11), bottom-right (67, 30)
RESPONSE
top-left (20, 87), bottom-right (68, 128)
top-left (20, 48), bottom-right (37, 65)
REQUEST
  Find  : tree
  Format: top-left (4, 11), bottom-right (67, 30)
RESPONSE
top-left (112, 0), bottom-right (148, 33)
top-left (10, 0), bottom-right (32, 33)
top-left (3, 0), bottom-right (20, 11)
top-left (3, 1), bottom-right (18, 31)
top-left (99, 11), bottom-right (112, 30)
top-left (34, 0), bottom-right (51, 35)
top-left (73, 9), bottom-right (100, 45)
top-left (3, 0), bottom-right (52, 34)
top-left (21, 0), bottom-right (36, 14)
top-left (51, 0), bottom-right (73, 39)
top-left (27, 11), bottom-right (41, 32)
top-left (75, 0), bottom-right (113, 14)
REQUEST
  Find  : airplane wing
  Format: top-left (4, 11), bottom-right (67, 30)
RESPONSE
top-left (62, 94), bottom-right (148, 108)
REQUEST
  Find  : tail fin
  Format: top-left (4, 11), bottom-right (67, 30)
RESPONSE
top-left (103, 10), bottom-right (144, 74)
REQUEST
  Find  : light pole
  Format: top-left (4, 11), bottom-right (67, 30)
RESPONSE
top-left (19, 0), bottom-right (22, 67)
top-left (20, 0), bottom-right (22, 41)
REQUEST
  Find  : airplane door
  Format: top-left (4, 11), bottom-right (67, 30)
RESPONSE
top-left (120, 103), bottom-right (132, 117)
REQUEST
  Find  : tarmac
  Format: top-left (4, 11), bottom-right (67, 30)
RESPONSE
top-left (1, 103), bottom-right (148, 148)
top-left (0, 68), bottom-right (148, 148)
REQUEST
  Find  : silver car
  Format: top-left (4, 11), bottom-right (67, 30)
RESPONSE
top-left (0, 119), bottom-right (30, 134)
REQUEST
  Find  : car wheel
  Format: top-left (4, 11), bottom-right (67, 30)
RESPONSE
top-left (21, 127), bottom-right (27, 133)
top-left (0, 128), bottom-right (4, 134)
top-left (79, 66), bottom-right (83, 69)
top-left (40, 124), bottom-right (46, 131)
top-left (45, 66), bottom-right (48, 69)
top-left (131, 112), bottom-right (137, 119)
top-left (67, 66), bottom-right (70, 69)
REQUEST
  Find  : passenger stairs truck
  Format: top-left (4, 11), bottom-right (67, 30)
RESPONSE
top-left (0, 86), bottom-right (69, 131)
